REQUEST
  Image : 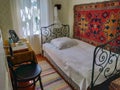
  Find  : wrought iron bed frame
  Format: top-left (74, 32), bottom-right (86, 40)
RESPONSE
top-left (41, 24), bottom-right (120, 90)
top-left (91, 33), bottom-right (120, 90)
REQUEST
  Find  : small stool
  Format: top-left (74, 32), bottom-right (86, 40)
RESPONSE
top-left (109, 78), bottom-right (120, 90)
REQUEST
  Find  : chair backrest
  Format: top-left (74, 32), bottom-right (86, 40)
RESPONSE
top-left (9, 30), bottom-right (19, 43)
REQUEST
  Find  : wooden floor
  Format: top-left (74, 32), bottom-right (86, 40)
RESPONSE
top-left (17, 54), bottom-right (112, 90)
top-left (36, 54), bottom-right (47, 61)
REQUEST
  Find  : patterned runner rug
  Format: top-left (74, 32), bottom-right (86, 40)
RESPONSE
top-left (36, 60), bottom-right (72, 90)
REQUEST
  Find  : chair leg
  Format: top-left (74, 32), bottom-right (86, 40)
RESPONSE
top-left (11, 78), bottom-right (15, 90)
top-left (11, 74), bottom-right (17, 90)
top-left (33, 79), bottom-right (36, 86)
top-left (38, 76), bottom-right (43, 90)
top-left (14, 80), bottom-right (17, 90)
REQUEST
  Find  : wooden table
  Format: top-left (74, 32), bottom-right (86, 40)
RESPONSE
top-left (4, 39), bottom-right (37, 64)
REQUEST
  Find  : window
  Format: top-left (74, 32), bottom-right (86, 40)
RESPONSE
top-left (20, 0), bottom-right (40, 35)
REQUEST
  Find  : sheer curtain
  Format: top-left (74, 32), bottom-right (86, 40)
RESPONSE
top-left (10, 0), bottom-right (53, 54)
top-left (40, 0), bottom-right (53, 27)
top-left (19, 0), bottom-right (41, 54)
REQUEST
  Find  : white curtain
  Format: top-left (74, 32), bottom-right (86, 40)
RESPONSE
top-left (18, 0), bottom-right (41, 54)
top-left (10, 0), bottom-right (53, 54)
top-left (40, 0), bottom-right (53, 27)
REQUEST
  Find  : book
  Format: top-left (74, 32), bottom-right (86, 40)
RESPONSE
top-left (12, 43), bottom-right (28, 52)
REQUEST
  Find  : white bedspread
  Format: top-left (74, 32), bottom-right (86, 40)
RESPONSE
top-left (43, 39), bottom-right (120, 90)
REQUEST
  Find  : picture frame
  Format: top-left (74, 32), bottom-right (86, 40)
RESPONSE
top-left (9, 30), bottom-right (19, 43)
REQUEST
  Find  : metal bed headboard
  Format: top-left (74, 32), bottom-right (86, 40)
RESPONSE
top-left (40, 24), bottom-right (69, 53)
top-left (41, 24), bottom-right (69, 44)
top-left (91, 34), bottom-right (120, 90)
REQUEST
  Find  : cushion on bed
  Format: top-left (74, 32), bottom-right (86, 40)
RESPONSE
top-left (51, 37), bottom-right (78, 49)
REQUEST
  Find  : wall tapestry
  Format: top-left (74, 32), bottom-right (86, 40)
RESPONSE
top-left (74, 1), bottom-right (120, 46)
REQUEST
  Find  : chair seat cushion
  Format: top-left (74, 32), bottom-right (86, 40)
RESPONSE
top-left (15, 63), bottom-right (41, 81)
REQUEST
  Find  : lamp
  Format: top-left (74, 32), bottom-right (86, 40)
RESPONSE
top-left (54, 4), bottom-right (61, 10)
top-left (54, 5), bottom-right (62, 28)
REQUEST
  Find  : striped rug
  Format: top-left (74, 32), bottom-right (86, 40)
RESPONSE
top-left (36, 60), bottom-right (72, 90)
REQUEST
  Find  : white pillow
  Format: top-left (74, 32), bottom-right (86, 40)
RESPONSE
top-left (51, 37), bottom-right (78, 49)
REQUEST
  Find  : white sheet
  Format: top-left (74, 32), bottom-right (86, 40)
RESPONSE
top-left (43, 39), bottom-right (120, 90)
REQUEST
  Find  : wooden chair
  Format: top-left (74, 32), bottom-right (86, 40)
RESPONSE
top-left (7, 43), bottom-right (43, 90)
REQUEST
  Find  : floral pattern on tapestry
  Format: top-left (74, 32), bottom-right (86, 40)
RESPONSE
top-left (74, 1), bottom-right (120, 46)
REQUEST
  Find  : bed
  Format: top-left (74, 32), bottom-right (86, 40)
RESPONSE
top-left (40, 24), bottom-right (120, 90)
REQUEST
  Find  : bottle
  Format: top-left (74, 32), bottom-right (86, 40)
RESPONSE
top-left (8, 37), bottom-right (13, 44)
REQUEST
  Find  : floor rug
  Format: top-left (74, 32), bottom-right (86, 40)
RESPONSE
top-left (36, 60), bottom-right (72, 90)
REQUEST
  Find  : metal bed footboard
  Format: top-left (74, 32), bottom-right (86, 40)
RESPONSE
top-left (91, 34), bottom-right (120, 90)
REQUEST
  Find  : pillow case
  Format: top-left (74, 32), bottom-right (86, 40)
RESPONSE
top-left (51, 37), bottom-right (78, 49)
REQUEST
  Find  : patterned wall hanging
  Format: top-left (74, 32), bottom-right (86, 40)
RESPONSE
top-left (74, 1), bottom-right (120, 46)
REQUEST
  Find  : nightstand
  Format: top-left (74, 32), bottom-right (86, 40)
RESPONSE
top-left (4, 39), bottom-right (37, 64)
